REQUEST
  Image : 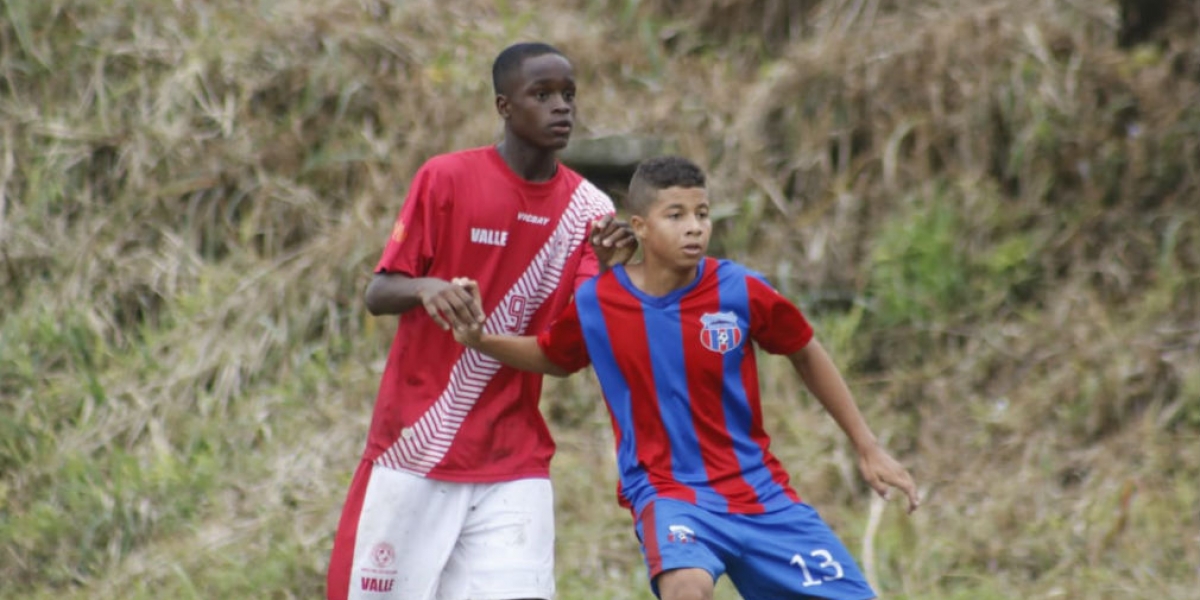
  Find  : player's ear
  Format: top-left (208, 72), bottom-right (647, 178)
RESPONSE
top-left (495, 94), bottom-right (510, 119)
top-left (630, 214), bottom-right (647, 240)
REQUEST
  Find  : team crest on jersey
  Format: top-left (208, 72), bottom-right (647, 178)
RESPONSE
top-left (699, 311), bottom-right (743, 354)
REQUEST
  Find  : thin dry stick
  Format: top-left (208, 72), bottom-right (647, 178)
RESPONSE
top-left (861, 492), bottom-right (886, 592)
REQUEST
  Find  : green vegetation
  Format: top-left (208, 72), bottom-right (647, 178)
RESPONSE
top-left (3, 0), bottom-right (1198, 598)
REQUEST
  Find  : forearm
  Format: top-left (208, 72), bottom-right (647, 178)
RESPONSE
top-left (473, 334), bottom-right (571, 377)
top-left (789, 341), bottom-right (878, 452)
top-left (364, 274), bottom-right (440, 315)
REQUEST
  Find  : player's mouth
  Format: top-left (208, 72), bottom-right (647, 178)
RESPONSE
top-left (682, 243), bottom-right (705, 257)
top-left (548, 120), bottom-right (572, 136)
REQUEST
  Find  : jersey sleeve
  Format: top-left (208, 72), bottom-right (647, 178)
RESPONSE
top-left (574, 241), bottom-right (602, 290)
top-left (375, 163), bottom-right (444, 276)
top-left (746, 274), bottom-right (813, 355)
top-left (536, 301), bottom-right (591, 373)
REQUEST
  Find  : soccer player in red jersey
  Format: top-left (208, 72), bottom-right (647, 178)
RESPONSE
top-left (453, 156), bottom-right (920, 600)
top-left (325, 42), bottom-right (635, 600)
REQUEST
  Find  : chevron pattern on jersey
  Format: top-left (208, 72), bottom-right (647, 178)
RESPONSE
top-left (377, 181), bottom-right (613, 474)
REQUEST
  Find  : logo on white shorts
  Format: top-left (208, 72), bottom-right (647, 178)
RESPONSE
top-left (371, 542), bottom-right (396, 569)
top-left (668, 524), bottom-right (696, 543)
top-left (361, 576), bottom-right (395, 593)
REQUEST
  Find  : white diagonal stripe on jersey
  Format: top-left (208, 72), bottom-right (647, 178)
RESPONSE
top-left (378, 180), bottom-right (614, 475)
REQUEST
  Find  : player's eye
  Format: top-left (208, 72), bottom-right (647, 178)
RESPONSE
top-left (563, 90), bottom-right (576, 102)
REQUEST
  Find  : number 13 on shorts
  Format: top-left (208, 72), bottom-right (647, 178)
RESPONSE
top-left (790, 549), bottom-right (845, 587)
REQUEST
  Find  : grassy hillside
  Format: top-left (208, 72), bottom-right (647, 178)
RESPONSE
top-left (2, 0), bottom-right (1198, 598)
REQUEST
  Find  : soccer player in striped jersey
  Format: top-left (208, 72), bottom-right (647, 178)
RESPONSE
top-left (326, 42), bottom-right (635, 600)
top-left (453, 156), bottom-right (920, 600)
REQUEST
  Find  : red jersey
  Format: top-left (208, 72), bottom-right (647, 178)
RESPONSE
top-left (365, 146), bottom-right (614, 482)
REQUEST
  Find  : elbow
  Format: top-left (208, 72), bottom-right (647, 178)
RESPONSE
top-left (364, 278), bottom-right (388, 315)
top-left (787, 345), bottom-right (816, 376)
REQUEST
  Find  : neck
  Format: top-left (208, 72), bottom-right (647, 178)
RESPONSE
top-left (626, 258), bottom-right (701, 297)
top-left (496, 137), bottom-right (558, 182)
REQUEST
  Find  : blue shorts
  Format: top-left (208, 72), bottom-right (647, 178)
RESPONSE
top-left (634, 498), bottom-right (875, 600)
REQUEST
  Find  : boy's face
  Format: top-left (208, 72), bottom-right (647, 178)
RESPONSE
top-left (632, 186), bottom-right (711, 271)
top-left (496, 54), bottom-right (576, 151)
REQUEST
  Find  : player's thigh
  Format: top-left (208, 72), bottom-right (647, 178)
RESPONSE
top-left (655, 568), bottom-right (716, 600)
top-left (436, 478), bottom-right (556, 600)
top-left (346, 466), bottom-right (472, 600)
top-left (635, 499), bottom-right (725, 598)
top-left (725, 503), bottom-right (875, 600)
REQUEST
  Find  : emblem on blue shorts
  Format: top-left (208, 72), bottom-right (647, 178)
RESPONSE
top-left (668, 524), bottom-right (697, 543)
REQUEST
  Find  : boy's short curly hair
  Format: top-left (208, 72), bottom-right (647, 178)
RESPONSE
top-left (626, 156), bottom-right (707, 215)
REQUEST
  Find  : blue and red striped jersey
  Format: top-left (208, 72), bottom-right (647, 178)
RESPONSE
top-left (538, 257), bottom-right (815, 515)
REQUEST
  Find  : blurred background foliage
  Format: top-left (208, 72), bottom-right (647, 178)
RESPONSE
top-left (1, 0), bottom-right (1198, 598)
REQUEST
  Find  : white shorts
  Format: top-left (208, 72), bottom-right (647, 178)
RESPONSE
top-left (327, 462), bottom-right (555, 600)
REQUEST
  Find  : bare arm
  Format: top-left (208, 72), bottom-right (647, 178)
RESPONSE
top-left (460, 332), bottom-right (571, 378)
top-left (788, 339), bottom-right (878, 451)
top-left (365, 272), bottom-right (484, 330)
top-left (788, 339), bottom-right (920, 513)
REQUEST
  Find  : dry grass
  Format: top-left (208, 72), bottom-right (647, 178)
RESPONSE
top-left (2, 0), bottom-right (1198, 598)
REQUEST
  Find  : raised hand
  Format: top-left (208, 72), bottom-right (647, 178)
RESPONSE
top-left (590, 214), bottom-right (638, 269)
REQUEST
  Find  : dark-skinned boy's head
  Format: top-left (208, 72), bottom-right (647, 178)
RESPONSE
top-left (492, 43), bottom-right (576, 150)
